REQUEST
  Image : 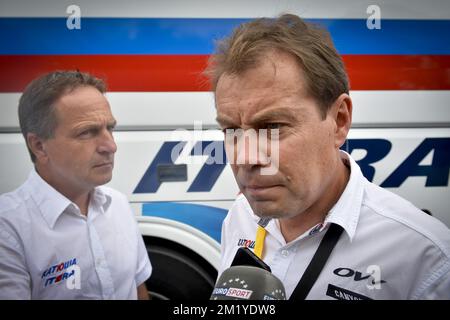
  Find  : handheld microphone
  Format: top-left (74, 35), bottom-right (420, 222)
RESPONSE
top-left (231, 247), bottom-right (271, 272)
top-left (210, 265), bottom-right (286, 300)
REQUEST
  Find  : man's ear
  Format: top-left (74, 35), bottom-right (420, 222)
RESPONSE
top-left (330, 93), bottom-right (352, 148)
top-left (27, 133), bottom-right (48, 163)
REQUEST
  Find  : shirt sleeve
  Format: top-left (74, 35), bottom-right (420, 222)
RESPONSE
top-left (0, 226), bottom-right (31, 299)
top-left (415, 259), bottom-right (450, 300)
top-left (134, 227), bottom-right (152, 287)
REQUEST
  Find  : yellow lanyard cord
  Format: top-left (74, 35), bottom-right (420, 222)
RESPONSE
top-left (254, 225), bottom-right (267, 259)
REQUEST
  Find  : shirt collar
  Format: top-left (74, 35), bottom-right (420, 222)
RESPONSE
top-left (25, 168), bottom-right (112, 229)
top-left (90, 187), bottom-right (112, 213)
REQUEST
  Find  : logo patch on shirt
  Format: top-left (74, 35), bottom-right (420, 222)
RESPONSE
top-left (333, 266), bottom-right (386, 289)
top-left (41, 258), bottom-right (78, 287)
top-left (237, 238), bottom-right (255, 249)
top-left (326, 284), bottom-right (372, 300)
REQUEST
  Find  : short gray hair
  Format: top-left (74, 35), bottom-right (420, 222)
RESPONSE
top-left (18, 70), bottom-right (106, 162)
top-left (205, 14), bottom-right (349, 118)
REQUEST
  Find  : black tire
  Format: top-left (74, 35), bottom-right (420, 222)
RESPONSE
top-left (145, 244), bottom-right (216, 300)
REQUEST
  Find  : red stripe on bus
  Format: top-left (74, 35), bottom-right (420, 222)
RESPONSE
top-left (0, 55), bottom-right (448, 92)
top-left (344, 55), bottom-right (450, 90)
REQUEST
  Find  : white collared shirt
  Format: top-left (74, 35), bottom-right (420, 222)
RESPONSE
top-left (219, 151), bottom-right (450, 300)
top-left (0, 169), bottom-right (152, 299)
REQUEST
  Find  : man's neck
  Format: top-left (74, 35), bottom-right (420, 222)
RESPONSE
top-left (69, 192), bottom-right (91, 216)
top-left (279, 158), bottom-right (350, 243)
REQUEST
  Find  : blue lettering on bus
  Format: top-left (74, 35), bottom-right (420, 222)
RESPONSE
top-left (134, 138), bottom-right (450, 194)
top-left (188, 141), bottom-right (227, 192)
top-left (134, 141), bottom-right (186, 193)
top-left (381, 138), bottom-right (450, 188)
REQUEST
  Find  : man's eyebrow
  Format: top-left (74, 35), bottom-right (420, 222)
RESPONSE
top-left (249, 107), bottom-right (299, 125)
top-left (216, 108), bottom-right (302, 128)
top-left (72, 119), bottom-right (117, 131)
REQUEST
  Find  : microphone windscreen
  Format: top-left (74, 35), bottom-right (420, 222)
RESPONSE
top-left (210, 265), bottom-right (286, 300)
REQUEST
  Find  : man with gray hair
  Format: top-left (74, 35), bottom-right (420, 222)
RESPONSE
top-left (209, 14), bottom-right (450, 299)
top-left (0, 71), bottom-right (152, 299)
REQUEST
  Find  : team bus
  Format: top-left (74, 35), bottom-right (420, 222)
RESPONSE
top-left (0, 0), bottom-right (449, 299)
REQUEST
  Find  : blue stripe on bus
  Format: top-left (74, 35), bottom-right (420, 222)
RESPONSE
top-left (1, 18), bottom-right (450, 54)
top-left (141, 202), bottom-right (227, 243)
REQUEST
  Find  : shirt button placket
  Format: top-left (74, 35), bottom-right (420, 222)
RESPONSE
top-left (87, 221), bottom-right (115, 299)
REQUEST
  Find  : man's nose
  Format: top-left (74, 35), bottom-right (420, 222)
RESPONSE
top-left (225, 130), bottom-right (271, 169)
top-left (97, 130), bottom-right (117, 154)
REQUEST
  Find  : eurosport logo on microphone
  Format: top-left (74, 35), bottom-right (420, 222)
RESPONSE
top-left (212, 286), bottom-right (284, 300)
top-left (212, 287), bottom-right (253, 299)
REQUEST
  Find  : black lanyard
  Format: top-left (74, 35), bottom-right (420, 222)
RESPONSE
top-left (289, 223), bottom-right (344, 300)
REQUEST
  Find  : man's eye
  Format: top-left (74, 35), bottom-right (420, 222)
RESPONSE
top-left (79, 130), bottom-right (90, 136)
top-left (266, 123), bottom-right (282, 130)
top-left (79, 129), bottom-right (95, 137)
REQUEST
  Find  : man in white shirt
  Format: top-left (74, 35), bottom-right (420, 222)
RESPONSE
top-left (0, 71), bottom-right (152, 299)
top-left (207, 14), bottom-right (450, 299)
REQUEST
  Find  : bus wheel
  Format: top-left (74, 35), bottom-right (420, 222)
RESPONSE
top-left (145, 243), bottom-right (217, 300)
